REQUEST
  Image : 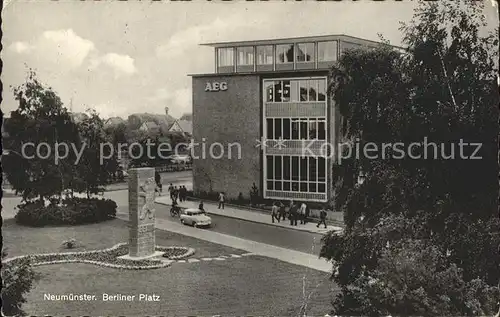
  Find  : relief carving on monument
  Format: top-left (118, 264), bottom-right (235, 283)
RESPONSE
top-left (138, 177), bottom-right (156, 221)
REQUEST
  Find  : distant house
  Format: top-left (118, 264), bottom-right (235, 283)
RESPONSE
top-left (168, 119), bottom-right (192, 136)
top-left (128, 107), bottom-right (176, 134)
top-left (104, 116), bottom-right (125, 128)
top-left (139, 121), bottom-right (161, 135)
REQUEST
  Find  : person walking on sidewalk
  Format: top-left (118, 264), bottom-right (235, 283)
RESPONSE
top-left (299, 202), bottom-right (307, 224)
top-left (289, 202), bottom-right (298, 226)
top-left (182, 185), bottom-right (188, 202)
top-left (172, 186), bottom-right (179, 204)
top-left (279, 202), bottom-right (286, 221)
top-left (199, 201), bottom-right (205, 212)
top-left (178, 186), bottom-right (184, 202)
top-left (317, 207), bottom-right (327, 229)
top-left (154, 171), bottom-right (162, 196)
top-left (218, 192), bottom-right (225, 209)
top-left (168, 183), bottom-right (174, 200)
top-left (271, 202), bottom-right (280, 223)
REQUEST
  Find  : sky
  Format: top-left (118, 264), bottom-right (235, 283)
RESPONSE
top-left (1, 0), bottom-right (498, 120)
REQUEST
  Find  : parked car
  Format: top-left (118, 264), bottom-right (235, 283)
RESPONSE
top-left (180, 208), bottom-right (212, 228)
top-left (169, 155), bottom-right (191, 164)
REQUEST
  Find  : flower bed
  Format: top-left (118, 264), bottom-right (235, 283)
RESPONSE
top-left (3, 244), bottom-right (195, 270)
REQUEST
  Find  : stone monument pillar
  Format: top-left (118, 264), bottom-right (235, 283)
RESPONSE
top-left (124, 167), bottom-right (162, 259)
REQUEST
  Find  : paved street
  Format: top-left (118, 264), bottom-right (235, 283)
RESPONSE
top-left (102, 190), bottom-right (330, 258)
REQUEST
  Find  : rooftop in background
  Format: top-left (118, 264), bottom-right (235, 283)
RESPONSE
top-left (192, 34), bottom-right (405, 77)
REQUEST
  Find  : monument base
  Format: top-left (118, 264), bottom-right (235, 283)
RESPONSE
top-left (117, 251), bottom-right (166, 261)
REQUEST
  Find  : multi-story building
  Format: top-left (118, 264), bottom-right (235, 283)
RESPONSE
top-left (190, 34), bottom-right (391, 203)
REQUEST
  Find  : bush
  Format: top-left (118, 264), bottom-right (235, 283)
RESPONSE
top-left (331, 239), bottom-right (500, 316)
top-left (15, 198), bottom-right (117, 227)
top-left (1, 250), bottom-right (38, 316)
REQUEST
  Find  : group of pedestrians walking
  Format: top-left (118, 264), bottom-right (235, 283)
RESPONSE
top-left (167, 183), bottom-right (188, 204)
top-left (271, 200), bottom-right (329, 228)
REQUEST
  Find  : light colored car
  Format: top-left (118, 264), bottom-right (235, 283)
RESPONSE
top-left (169, 155), bottom-right (191, 164)
top-left (180, 208), bottom-right (212, 228)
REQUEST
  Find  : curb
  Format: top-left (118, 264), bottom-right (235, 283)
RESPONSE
top-left (155, 200), bottom-right (340, 235)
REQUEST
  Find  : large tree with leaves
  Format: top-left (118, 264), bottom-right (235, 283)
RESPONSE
top-left (71, 109), bottom-right (119, 198)
top-left (320, 1), bottom-right (499, 315)
top-left (3, 71), bottom-right (80, 202)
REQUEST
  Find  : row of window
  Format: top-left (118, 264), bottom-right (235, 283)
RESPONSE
top-left (266, 118), bottom-right (327, 140)
top-left (265, 155), bottom-right (327, 193)
top-left (266, 155), bottom-right (327, 182)
top-left (264, 79), bottom-right (327, 103)
top-left (217, 41), bottom-right (338, 67)
top-left (267, 181), bottom-right (326, 193)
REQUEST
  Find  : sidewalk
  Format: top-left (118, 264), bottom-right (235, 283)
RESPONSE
top-left (155, 196), bottom-right (343, 235)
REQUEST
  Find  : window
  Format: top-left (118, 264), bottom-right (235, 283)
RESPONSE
top-left (300, 157), bottom-right (308, 181)
top-left (237, 46), bottom-right (254, 66)
top-left (309, 80), bottom-right (318, 101)
top-left (274, 119), bottom-right (282, 139)
top-left (283, 119), bottom-right (291, 139)
top-left (318, 157), bottom-right (326, 182)
top-left (318, 119), bottom-right (326, 140)
top-left (257, 46), bottom-right (273, 65)
top-left (291, 118), bottom-right (299, 139)
top-left (318, 80), bottom-right (326, 101)
top-left (299, 80), bottom-right (308, 101)
top-left (274, 156), bottom-right (282, 180)
top-left (266, 119), bottom-right (274, 139)
top-left (318, 41), bottom-right (337, 62)
top-left (266, 156), bottom-right (273, 180)
top-left (265, 81), bottom-right (274, 102)
top-left (300, 119), bottom-right (308, 140)
top-left (291, 156), bottom-right (299, 181)
top-left (308, 119), bottom-right (317, 139)
top-left (296, 43), bottom-right (314, 62)
top-left (283, 156), bottom-right (291, 180)
top-left (273, 81), bottom-right (291, 102)
top-left (218, 48), bottom-right (234, 66)
top-left (290, 81), bottom-right (300, 102)
top-left (276, 44), bottom-right (294, 63)
top-left (309, 157), bottom-right (317, 181)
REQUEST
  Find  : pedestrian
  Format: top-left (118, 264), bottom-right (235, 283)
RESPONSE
top-left (279, 202), bottom-right (286, 221)
top-left (178, 185), bottom-right (184, 202)
top-left (271, 202), bottom-right (280, 223)
top-left (218, 192), bottom-right (225, 209)
top-left (317, 206), bottom-right (327, 229)
top-left (199, 201), bottom-right (205, 212)
top-left (154, 171), bottom-right (162, 196)
top-left (182, 185), bottom-right (187, 202)
top-left (289, 202), bottom-right (298, 226)
top-left (299, 202), bottom-right (307, 224)
top-left (172, 186), bottom-right (178, 204)
top-left (168, 183), bottom-right (174, 199)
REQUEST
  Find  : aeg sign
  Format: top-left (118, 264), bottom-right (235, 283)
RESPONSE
top-left (205, 81), bottom-right (228, 92)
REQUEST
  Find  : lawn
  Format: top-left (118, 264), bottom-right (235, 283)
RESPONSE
top-left (3, 218), bottom-right (337, 316)
top-left (2, 218), bottom-right (245, 259)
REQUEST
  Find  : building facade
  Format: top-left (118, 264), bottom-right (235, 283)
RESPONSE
top-left (190, 35), bottom-right (386, 203)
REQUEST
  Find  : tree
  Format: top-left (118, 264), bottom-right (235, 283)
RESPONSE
top-left (71, 109), bottom-right (119, 198)
top-left (1, 250), bottom-right (38, 316)
top-left (3, 71), bottom-right (80, 202)
top-left (320, 1), bottom-right (499, 315)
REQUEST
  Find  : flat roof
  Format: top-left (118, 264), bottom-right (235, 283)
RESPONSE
top-left (200, 34), bottom-right (403, 49)
top-left (188, 69), bottom-right (329, 78)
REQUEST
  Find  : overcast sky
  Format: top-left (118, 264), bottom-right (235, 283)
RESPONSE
top-left (1, 0), bottom-right (497, 119)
